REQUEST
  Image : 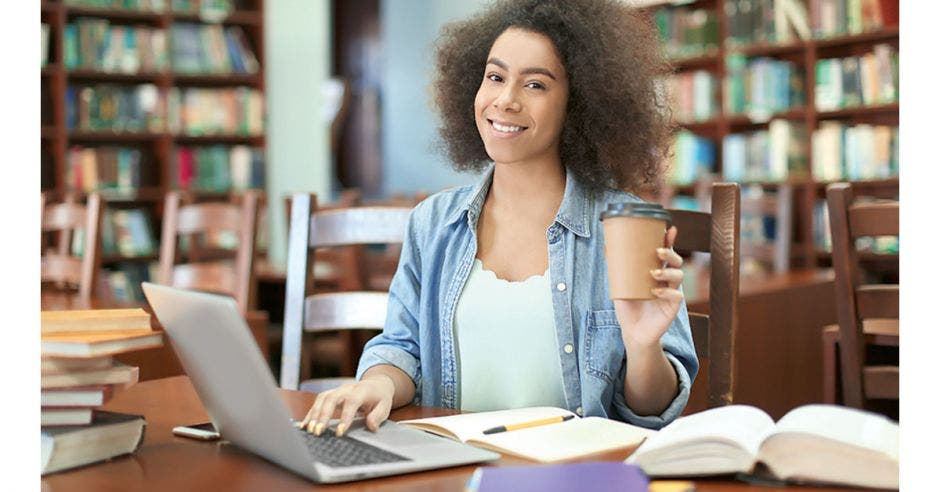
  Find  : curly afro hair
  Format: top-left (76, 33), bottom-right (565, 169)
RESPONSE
top-left (432, 0), bottom-right (675, 194)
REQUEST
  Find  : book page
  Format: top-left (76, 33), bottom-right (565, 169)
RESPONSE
top-left (398, 407), bottom-right (574, 443)
top-left (630, 405), bottom-right (776, 458)
top-left (470, 416), bottom-right (656, 462)
top-left (770, 404), bottom-right (899, 460)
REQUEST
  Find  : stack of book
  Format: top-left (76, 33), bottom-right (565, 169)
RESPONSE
top-left (722, 119), bottom-right (808, 182)
top-left (666, 70), bottom-right (719, 123)
top-left (815, 44), bottom-right (898, 111)
top-left (725, 54), bottom-right (806, 117)
top-left (654, 6), bottom-right (720, 60)
top-left (170, 23), bottom-right (259, 74)
top-left (812, 122), bottom-right (898, 181)
top-left (168, 87), bottom-right (264, 136)
top-left (811, 0), bottom-right (899, 38)
top-left (668, 131), bottom-right (717, 186)
top-left (66, 146), bottom-right (144, 192)
top-left (63, 19), bottom-right (169, 73)
top-left (725, 0), bottom-right (812, 46)
top-left (41, 308), bottom-right (162, 474)
top-left (66, 84), bottom-right (166, 133)
top-left (175, 144), bottom-right (265, 191)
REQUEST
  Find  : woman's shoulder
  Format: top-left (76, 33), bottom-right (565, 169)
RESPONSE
top-left (593, 187), bottom-right (648, 208)
top-left (408, 183), bottom-right (478, 228)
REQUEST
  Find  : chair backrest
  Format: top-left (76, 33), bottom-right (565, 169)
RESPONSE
top-left (667, 182), bottom-right (741, 409)
top-left (280, 193), bottom-right (413, 390)
top-left (826, 182), bottom-right (899, 408)
top-left (158, 190), bottom-right (260, 313)
top-left (41, 192), bottom-right (104, 302)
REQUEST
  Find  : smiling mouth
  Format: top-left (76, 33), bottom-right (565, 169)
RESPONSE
top-left (488, 119), bottom-right (528, 134)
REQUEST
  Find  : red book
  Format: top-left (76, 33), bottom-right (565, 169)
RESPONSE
top-left (178, 147), bottom-right (194, 189)
top-left (878, 0), bottom-right (898, 27)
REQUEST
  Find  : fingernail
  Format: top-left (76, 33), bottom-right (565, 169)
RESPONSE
top-left (336, 423), bottom-right (347, 437)
top-left (651, 288), bottom-right (663, 295)
top-left (314, 422), bottom-right (325, 436)
top-left (651, 269), bottom-right (662, 276)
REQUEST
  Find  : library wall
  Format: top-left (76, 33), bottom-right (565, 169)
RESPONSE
top-left (380, 0), bottom-right (484, 196)
top-left (264, 0), bottom-right (331, 267)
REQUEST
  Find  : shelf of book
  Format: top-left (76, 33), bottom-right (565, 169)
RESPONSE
top-left (816, 103), bottom-right (899, 119)
top-left (172, 10), bottom-right (261, 26)
top-left (102, 253), bottom-right (159, 264)
top-left (41, 0), bottom-right (267, 297)
top-left (726, 107), bottom-right (808, 127)
top-left (647, 0), bottom-right (899, 271)
top-left (668, 53), bottom-right (721, 71)
top-left (813, 27), bottom-right (900, 49)
top-left (731, 41), bottom-right (805, 57)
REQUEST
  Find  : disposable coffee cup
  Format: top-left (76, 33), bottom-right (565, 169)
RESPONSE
top-left (600, 202), bottom-right (671, 300)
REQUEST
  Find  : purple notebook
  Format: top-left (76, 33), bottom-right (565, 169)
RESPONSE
top-left (466, 461), bottom-right (649, 492)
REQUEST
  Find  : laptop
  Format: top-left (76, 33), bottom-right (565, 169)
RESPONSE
top-left (141, 282), bottom-right (499, 483)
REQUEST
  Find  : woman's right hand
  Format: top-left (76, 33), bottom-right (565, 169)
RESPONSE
top-left (300, 374), bottom-right (396, 437)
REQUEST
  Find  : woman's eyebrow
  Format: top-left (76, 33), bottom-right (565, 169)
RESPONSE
top-left (486, 57), bottom-right (557, 80)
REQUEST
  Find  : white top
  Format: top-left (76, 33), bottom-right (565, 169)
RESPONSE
top-left (453, 259), bottom-right (568, 412)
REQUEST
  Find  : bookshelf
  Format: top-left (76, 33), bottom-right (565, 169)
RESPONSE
top-left (648, 0), bottom-right (899, 271)
top-left (41, 0), bottom-right (266, 301)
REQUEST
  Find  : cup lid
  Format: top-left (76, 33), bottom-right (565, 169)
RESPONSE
top-left (600, 202), bottom-right (671, 222)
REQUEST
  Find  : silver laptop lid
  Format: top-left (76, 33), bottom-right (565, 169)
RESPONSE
top-left (141, 282), bottom-right (317, 480)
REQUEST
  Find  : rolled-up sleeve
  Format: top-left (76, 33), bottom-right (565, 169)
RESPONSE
top-left (356, 209), bottom-right (424, 394)
top-left (610, 299), bottom-right (699, 429)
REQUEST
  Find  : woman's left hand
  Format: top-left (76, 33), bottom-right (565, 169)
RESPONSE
top-left (613, 226), bottom-right (684, 351)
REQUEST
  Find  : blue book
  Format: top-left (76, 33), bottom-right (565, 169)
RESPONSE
top-left (466, 462), bottom-right (648, 492)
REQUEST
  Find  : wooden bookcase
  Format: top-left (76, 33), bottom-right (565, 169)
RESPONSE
top-left (40, 0), bottom-right (266, 288)
top-left (645, 0), bottom-right (899, 270)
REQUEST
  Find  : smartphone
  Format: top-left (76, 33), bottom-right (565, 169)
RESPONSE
top-left (172, 422), bottom-right (221, 441)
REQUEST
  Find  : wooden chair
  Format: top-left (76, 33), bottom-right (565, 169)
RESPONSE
top-left (822, 183), bottom-right (899, 411)
top-left (157, 190), bottom-right (260, 314)
top-left (280, 193), bottom-right (413, 392)
top-left (668, 182), bottom-right (741, 409)
top-left (41, 192), bottom-right (104, 303)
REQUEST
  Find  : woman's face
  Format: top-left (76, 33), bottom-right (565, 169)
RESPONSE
top-left (474, 27), bottom-right (569, 166)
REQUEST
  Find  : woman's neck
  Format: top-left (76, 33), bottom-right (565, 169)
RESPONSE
top-left (487, 158), bottom-right (566, 223)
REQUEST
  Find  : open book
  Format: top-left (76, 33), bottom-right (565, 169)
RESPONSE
top-left (626, 404), bottom-right (898, 489)
top-left (399, 407), bottom-right (655, 463)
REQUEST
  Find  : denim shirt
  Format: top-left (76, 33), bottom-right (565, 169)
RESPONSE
top-left (356, 165), bottom-right (698, 429)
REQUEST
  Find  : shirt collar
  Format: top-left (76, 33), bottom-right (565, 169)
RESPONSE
top-left (444, 164), bottom-right (593, 238)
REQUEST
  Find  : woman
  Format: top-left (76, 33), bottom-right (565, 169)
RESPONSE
top-left (302, 0), bottom-right (697, 437)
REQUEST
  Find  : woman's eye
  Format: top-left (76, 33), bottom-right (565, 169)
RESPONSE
top-left (526, 81), bottom-right (545, 90)
top-left (486, 73), bottom-right (503, 82)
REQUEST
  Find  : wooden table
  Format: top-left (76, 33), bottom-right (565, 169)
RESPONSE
top-left (40, 376), bottom-right (857, 491)
top-left (684, 269), bottom-right (837, 419)
top-left (41, 291), bottom-right (270, 381)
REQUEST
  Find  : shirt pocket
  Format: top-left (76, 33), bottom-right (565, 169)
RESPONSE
top-left (584, 309), bottom-right (626, 383)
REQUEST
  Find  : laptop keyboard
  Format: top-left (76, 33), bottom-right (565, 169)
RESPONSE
top-left (299, 428), bottom-right (410, 468)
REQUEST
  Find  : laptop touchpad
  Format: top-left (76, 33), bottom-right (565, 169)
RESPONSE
top-left (350, 422), bottom-right (445, 447)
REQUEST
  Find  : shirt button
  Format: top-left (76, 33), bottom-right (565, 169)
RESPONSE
top-left (563, 344), bottom-right (574, 354)
top-left (556, 282), bottom-right (567, 292)
top-left (576, 406), bottom-right (583, 416)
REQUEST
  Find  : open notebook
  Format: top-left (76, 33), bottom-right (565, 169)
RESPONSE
top-left (399, 407), bottom-right (656, 463)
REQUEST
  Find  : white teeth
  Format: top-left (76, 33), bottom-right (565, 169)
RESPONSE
top-left (492, 121), bottom-right (523, 133)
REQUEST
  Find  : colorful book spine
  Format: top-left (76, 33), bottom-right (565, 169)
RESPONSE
top-left (169, 87), bottom-right (263, 136)
top-left (722, 120), bottom-right (807, 182)
top-left (66, 84), bottom-right (166, 133)
top-left (814, 44), bottom-right (898, 111)
top-left (668, 131), bottom-right (716, 186)
top-left (170, 23), bottom-right (258, 74)
top-left (666, 70), bottom-right (719, 123)
top-left (725, 55), bottom-right (805, 117)
top-left (655, 6), bottom-right (720, 59)
top-left (812, 0), bottom-right (897, 38)
top-left (175, 145), bottom-right (265, 191)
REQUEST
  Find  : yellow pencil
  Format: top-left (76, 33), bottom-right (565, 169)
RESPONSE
top-left (482, 414), bottom-right (575, 435)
